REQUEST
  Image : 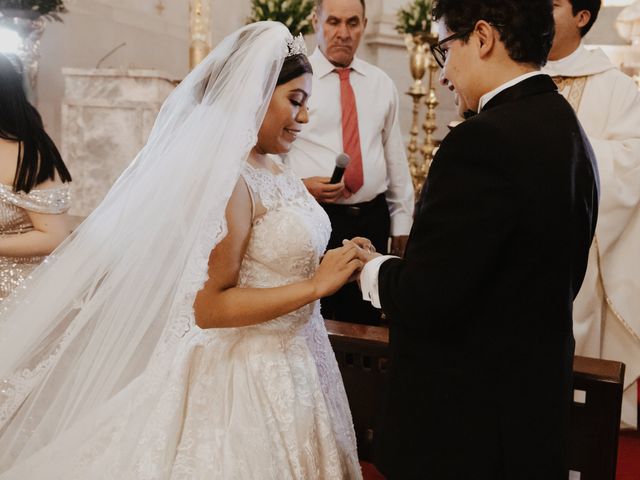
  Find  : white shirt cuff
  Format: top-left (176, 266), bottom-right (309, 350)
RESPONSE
top-left (359, 255), bottom-right (397, 309)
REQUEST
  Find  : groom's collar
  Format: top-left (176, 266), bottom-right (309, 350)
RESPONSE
top-left (480, 74), bottom-right (558, 113)
top-left (478, 71), bottom-right (546, 112)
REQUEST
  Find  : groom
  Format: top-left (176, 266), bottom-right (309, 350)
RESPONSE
top-left (355, 0), bottom-right (599, 478)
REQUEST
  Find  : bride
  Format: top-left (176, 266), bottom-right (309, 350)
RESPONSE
top-left (0, 22), bottom-right (363, 479)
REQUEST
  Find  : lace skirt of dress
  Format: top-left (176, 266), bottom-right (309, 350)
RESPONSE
top-left (0, 307), bottom-right (362, 480)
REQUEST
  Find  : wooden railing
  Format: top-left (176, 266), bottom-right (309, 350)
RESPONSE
top-left (325, 320), bottom-right (625, 480)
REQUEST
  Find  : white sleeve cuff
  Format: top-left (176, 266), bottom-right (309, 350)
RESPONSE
top-left (390, 213), bottom-right (414, 237)
top-left (359, 255), bottom-right (397, 309)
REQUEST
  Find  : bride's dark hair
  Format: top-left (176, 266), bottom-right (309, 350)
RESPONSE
top-left (276, 53), bottom-right (313, 86)
top-left (196, 38), bottom-right (312, 104)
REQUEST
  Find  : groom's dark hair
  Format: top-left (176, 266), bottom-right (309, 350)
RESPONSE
top-left (433, 0), bottom-right (555, 68)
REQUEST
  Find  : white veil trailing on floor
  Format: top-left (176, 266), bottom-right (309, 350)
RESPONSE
top-left (0, 21), bottom-right (290, 475)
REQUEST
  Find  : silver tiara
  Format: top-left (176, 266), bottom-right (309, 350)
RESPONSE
top-left (286, 33), bottom-right (307, 58)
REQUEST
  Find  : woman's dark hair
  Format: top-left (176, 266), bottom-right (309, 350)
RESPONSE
top-left (276, 53), bottom-right (313, 86)
top-left (0, 53), bottom-right (71, 193)
top-left (433, 0), bottom-right (555, 68)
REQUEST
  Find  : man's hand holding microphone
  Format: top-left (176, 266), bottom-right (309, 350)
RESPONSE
top-left (303, 153), bottom-right (351, 203)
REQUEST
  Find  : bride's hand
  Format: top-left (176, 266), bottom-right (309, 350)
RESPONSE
top-left (342, 238), bottom-right (381, 264)
top-left (312, 244), bottom-right (363, 298)
top-left (348, 236), bottom-right (375, 253)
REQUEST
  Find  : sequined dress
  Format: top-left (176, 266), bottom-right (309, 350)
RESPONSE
top-left (0, 184), bottom-right (71, 301)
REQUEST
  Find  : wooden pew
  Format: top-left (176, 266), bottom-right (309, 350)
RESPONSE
top-left (570, 356), bottom-right (626, 480)
top-left (325, 320), bottom-right (625, 480)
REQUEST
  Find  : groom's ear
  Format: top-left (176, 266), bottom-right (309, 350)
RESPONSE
top-left (475, 20), bottom-right (496, 60)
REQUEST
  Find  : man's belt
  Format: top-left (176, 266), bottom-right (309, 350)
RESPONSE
top-left (321, 193), bottom-right (386, 217)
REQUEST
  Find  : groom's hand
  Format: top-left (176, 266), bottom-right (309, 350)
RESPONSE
top-left (342, 238), bottom-right (381, 289)
top-left (343, 237), bottom-right (381, 264)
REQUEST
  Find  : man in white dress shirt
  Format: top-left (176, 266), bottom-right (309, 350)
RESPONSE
top-left (542, 0), bottom-right (640, 429)
top-left (285, 0), bottom-right (414, 326)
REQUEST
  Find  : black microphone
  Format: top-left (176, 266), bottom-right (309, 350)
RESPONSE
top-left (329, 153), bottom-right (350, 184)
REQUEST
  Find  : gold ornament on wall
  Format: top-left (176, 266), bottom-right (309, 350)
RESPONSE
top-left (189, 0), bottom-right (211, 70)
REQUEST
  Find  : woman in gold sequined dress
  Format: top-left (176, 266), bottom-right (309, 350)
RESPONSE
top-left (0, 54), bottom-right (72, 300)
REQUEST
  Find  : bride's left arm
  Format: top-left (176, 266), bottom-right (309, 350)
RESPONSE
top-left (193, 177), bottom-right (361, 329)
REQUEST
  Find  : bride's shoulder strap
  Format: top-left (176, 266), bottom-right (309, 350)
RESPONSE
top-left (239, 165), bottom-right (259, 220)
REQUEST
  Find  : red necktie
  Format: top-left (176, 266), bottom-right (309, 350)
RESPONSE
top-left (336, 68), bottom-right (364, 194)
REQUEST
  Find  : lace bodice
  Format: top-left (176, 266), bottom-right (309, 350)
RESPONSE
top-left (0, 184), bottom-right (71, 300)
top-left (239, 161), bottom-right (331, 286)
top-left (235, 161), bottom-right (331, 331)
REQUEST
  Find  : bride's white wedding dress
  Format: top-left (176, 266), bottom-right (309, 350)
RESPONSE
top-left (0, 22), bottom-right (362, 479)
top-left (166, 162), bottom-right (362, 478)
top-left (0, 162), bottom-right (362, 480)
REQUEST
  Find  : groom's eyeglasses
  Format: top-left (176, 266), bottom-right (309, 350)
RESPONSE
top-left (430, 23), bottom-right (505, 69)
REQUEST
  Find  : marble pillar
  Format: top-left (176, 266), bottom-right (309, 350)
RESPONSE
top-left (61, 68), bottom-right (177, 216)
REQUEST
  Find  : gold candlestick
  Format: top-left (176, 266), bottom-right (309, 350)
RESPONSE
top-left (420, 49), bottom-right (439, 174)
top-left (407, 90), bottom-right (426, 193)
top-left (189, 0), bottom-right (211, 70)
top-left (404, 33), bottom-right (432, 194)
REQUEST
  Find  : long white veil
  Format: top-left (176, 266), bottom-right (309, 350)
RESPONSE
top-left (0, 21), bottom-right (290, 475)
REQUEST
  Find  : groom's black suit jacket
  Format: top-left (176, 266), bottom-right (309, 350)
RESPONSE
top-left (374, 75), bottom-right (599, 480)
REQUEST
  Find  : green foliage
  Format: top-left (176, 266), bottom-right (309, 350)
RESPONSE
top-left (247, 0), bottom-right (314, 36)
top-left (0, 0), bottom-right (67, 21)
top-left (395, 0), bottom-right (432, 35)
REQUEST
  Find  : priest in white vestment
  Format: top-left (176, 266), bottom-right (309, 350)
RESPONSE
top-left (543, 0), bottom-right (640, 428)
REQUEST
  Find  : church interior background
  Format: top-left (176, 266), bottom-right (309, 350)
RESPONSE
top-left (1, 1), bottom-right (640, 478)
top-left (0, 0), bottom-right (637, 214)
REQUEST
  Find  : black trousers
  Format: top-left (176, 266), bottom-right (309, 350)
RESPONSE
top-left (320, 193), bottom-right (390, 326)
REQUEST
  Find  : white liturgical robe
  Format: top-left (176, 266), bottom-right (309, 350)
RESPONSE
top-left (543, 44), bottom-right (640, 428)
